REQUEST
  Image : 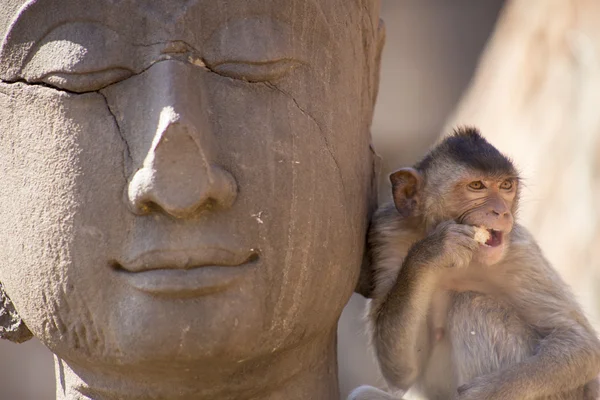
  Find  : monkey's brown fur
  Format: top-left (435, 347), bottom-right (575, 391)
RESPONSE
top-left (349, 128), bottom-right (600, 400)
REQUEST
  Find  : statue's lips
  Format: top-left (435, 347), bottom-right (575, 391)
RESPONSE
top-left (118, 247), bottom-right (257, 272)
top-left (113, 248), bottom-right (259, 297)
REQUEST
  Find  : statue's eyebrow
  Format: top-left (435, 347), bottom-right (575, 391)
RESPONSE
top-left (0, 13), bottom-right (79, 79)
top-left (203, 17), bottom-right (301, 66)
top-left (24, 20), bottom-right (126, 53)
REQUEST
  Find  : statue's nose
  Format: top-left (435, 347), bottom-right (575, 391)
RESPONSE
top-left (126, 61), bottom-right (237, 218)
top-left (127, 108), bottom-right (237, 218)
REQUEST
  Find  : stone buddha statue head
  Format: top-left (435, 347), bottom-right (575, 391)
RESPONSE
top-left (0, 1), bottom-right (384, 398)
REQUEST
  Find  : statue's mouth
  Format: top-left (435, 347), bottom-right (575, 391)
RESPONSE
top-left (112, 248), bottom-right (259, 298)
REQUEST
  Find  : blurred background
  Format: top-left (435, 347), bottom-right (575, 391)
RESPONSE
top-left (4, 1), bottom-right (600, 399)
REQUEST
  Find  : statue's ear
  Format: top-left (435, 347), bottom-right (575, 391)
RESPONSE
top-left (354, 18), bottom-right (385, 299)
top-left (0, 282), bottom-right (33, 343)
top-left (355, 225), bottom-right (375, 298)
top-left (354, 144), bottom-right (381, 299)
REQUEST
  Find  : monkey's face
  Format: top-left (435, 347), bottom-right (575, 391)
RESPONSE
top-left (394, 133), bottom-right (521, 268)
top-left (0, 0), bottom-right (383, 385)
top-left (449, 175), bottom-right (518, 265)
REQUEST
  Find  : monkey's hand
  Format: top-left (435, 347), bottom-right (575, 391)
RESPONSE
top-left (425, 220), bottom-right (479, 269)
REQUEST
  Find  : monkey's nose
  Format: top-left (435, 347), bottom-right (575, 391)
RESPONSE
top-left (491, 209), bottom-right (511, 218)
top-left (489, 197), bottom-right (510, 219)
top-left (127, 108), bottom-right (237, 218)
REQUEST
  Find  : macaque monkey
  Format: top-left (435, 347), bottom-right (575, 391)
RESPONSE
top-left (349, 128), bottom-right (600, 400)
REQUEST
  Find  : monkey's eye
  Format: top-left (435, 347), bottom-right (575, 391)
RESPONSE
top-left (468, 181), bottom-right (485, 190)
top-left (500, 180), bottom-right (513, 190)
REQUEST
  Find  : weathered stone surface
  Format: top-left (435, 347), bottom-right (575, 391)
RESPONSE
top-left (0, 0), bottom-right (383, 398)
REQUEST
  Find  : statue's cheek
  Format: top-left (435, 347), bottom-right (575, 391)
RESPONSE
top-left (0, 83), bottom-right (128, 351)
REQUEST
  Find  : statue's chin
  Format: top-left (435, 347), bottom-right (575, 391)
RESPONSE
top-left (57, 322), bottom-right (271, 374)
top-left (39, 285), bottom-right (277, 372)
top-left (104, 296), bottom-right (268, 368)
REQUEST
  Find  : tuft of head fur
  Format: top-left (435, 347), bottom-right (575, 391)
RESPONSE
top-left (415, 127), bottom-right (517, 176)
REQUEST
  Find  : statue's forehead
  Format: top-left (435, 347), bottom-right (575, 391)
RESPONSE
top-left (2, 0), bottom-right (330, 41)
top-left (0, 0), bottom-right (337, 80)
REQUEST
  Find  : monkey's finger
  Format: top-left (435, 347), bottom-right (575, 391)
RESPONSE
top-left (450, 224), bottom-right (477, 237)
top-left (463, 236), bottom-right (481, 251)
top-left (451, 233), bottom-right (480, 251)
top-left (431, 220), bottom-right (458, 236)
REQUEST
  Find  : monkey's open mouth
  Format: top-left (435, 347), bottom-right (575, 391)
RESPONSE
top-left (485, 229), bottom-right (503, 247)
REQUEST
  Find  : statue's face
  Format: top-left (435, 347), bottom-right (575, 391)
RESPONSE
top-left (0, 0), bottom-right (379, 373)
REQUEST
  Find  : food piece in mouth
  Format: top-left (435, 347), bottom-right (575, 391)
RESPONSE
top-left (473, 226), bottom-right (491, 244)
top-left (473, 226), bottom-right (503, 247)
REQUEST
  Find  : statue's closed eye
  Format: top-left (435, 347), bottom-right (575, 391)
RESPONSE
top-left (39, 68), bottom-right (134, 93)
top-left (207, 59), bottom-right (302, 83)
top-left (202, 17), bottom-right (303, 83)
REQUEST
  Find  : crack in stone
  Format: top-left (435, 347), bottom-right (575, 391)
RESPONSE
top-left (0, 37), bottom-right (248, 94)
top-left (0, 75), bottom-right (127, 95)
top-left (264, 82), bottom-right (347, 201)
top-left (0, 78), bottom-right (80, 95)
top-left (98, 91), bottom-right (131, 179)
top-left (0, 77), bottom-right (134, 180)
top-left (1, 61), bottom-right (350, 215)
top-left (0, 51), bottom-right (240, 183)
top-left (131, 39), bottom-right (197, 49)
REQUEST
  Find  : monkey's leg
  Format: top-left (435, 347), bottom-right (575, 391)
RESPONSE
top-left (347, 385), bottom-right (406, 400)
top-left (491, 328), bottom-right (600, 398)
top-left (457, 251), bottom-right (600, 399)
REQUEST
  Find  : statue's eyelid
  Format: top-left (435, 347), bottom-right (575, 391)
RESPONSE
top-left (205, 59), bottom-right (304, 82)
top-left (37, 68), bottom-right (135, 93)
top-left (202, 16), bottom-right (302, 83)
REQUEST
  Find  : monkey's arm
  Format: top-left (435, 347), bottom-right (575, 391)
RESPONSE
top-left (459, 230), bottom-right (600, 399)
top-left (371, 242), bottom-right (439, 393)
top-left (371, 220), bottom-right (477, 393)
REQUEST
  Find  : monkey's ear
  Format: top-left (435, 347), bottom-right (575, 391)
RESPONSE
top-left (0, 282), bottom-right (33, 343)
top-left (390, 168), bottom-right (422, 218)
